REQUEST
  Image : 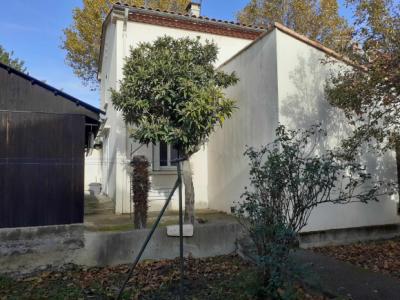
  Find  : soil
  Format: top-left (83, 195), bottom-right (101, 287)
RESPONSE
top-left (0, 255), bottom-right (328, 300)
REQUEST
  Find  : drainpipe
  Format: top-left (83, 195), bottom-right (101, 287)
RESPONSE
top-left (123, 7), bottom-right (128, 54)
top-left (123, 7), bottom-right (128, 158)
top-left (122, 7), bottom-right (129, 213)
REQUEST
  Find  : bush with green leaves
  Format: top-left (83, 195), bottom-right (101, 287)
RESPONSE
top-left (233, 124), bottom-right (394, 298)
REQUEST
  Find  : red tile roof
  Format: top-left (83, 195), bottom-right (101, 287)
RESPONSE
top-left (99, 3), bottom-right (356, 73)
top-left (115, 2), bottom-right (266, 30)
top-left (99, 3), bottom-right (266, 74)
top-left (113, 2), bottom-right (266, 40)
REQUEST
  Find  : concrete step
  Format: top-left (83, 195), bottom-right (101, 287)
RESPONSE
top-left (84, 195), bottom-right (115, 215)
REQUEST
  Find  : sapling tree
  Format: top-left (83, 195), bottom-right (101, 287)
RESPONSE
top-left (233, 124), bottom-right (395, 298)
top-left (112, 36), bottom-right (238, 224)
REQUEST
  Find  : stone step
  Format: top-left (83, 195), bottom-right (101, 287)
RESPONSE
top-left (84, 198), bottom-right (115, 215)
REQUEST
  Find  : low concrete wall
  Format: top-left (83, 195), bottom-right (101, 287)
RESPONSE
top-left (300, 223), bottom-right (400, 248)
top-left (0, 222), bottom-right (242, 274)
top-left (2, 222), bottom-right (400, 274)
top-left (0, 224), bottom-right (84, 274)
top-left (76, 222), bottom-right (241, 266)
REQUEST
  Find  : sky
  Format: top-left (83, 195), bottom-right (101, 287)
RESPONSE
top-left (0, 0), bottom-right (353, 108)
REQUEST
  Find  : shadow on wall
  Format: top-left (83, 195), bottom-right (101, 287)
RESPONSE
top-left (279, 52), bottom-right (398, 231)
top-left (280, 53), bottom-right (397, 185)
top-left (280, 54), bottom-right (350, 149)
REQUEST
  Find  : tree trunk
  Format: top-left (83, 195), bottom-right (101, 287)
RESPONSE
top-left (182, 159), bottom-right (195, 224)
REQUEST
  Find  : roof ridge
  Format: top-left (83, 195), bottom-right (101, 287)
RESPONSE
top-left (0, 61), bottom-right (104, 115)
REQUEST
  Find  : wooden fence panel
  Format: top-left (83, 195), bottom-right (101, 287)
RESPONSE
top-left (0, 111), bottom-right (85, 228)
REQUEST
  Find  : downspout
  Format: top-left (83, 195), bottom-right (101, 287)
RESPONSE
top-left (122, 7), bottom-right (129, 158)
top-left (123, 7), bottom-right (129, 214)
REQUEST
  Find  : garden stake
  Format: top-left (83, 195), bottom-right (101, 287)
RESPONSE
top-left (117, 157), bottom-right (186, 300)
top-left (116, 178), bottom-right (180, 299)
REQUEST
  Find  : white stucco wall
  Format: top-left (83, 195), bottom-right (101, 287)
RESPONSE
top-left (84, 149), bottom-right (102, 192)
top-left (208, 31), bottom-right (279, 212)
top-left (101, 16), bottom-right (254, 213)
top-left (124, 22), bottom-right (252, 66)
top-left (99, 20), bottom-right (120, 203)
top-left (209, 28), bottom-right (399, 231)
top-left (275, 29), bottom-right (399, 231)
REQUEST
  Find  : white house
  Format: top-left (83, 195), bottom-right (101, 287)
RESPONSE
top-left (209, 24), bottom-right (399, 232)
top-left (88, 2), bottom-right (399, 234)
top-left (92, 2), bottom-right (263, 213)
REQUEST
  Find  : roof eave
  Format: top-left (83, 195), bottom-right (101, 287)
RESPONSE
top-left (113, 3), bottom-right (265, 33)
top-left (97, 3), bottom-right (265, 75)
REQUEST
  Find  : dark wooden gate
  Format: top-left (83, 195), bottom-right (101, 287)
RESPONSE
top-left (0, 111), bottom-right (85, 228)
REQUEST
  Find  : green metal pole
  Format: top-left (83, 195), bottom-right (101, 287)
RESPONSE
top-left (116, 178), bottom-right (180, 300)
top-left (177, 160), bottom-right (184, 299)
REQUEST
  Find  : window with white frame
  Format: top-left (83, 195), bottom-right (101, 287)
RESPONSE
top-left (153, 141), bottom-right (179, 170)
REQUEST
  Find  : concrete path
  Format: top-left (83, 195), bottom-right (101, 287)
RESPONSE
top-left (293, 250), bottom-right (400, 300)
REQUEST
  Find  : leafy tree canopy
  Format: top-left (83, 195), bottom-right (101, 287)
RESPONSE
top-left (111, 36), bottom-right (238, 223)
top-left (62, 0), bottom-right (190, 87)
top-left (0, 45), bottom-right (26, 72)
top-left (326, 0), bottom-right (400, 156)
top-left (111, 36), bottom-right (238, 156)
top-left (237, 0), bottom-right (353, 51)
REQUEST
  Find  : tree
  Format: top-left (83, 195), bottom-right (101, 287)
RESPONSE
top-left (111, 36), bottom-right (238, 224)
top-left (62, 0), bottom-right (190, 87)
top-left (233, 124), bottom-right (393, 298)
top-left (326, 1), bottom-right (399, 164)
top-left (237, 0), bottom-right (353, 51)
top-left (0, 45), bottom-right (26, 72)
